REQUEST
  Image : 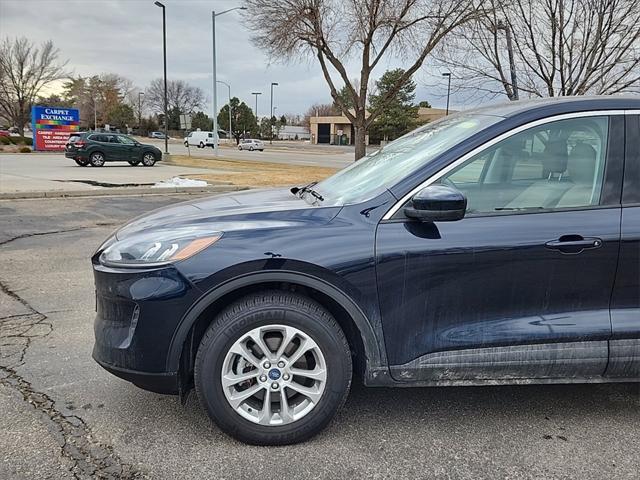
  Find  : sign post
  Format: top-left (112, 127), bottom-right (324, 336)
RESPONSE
top-left (31, 106), bottom-right (80, 151)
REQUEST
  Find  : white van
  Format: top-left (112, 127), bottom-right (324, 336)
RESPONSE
top-left (184, 131), bottom-right (215, 148)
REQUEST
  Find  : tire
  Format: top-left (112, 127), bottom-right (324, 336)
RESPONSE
top-left (74, 159), bottom-right (89, 166)
top-left (184, 141), bottom-right (189, 147)
top-left (249, 146), bottom-right (254, 151)
top-left (194, 290), bottom-right (352, 446)
top-left (238, 146), bottom-right (243, 150)
top-left (89, 152), bottom-right (105, 167)
top-left (141, 152), bottom-right (156, 167)
top-left (199, 141), bottom-right (204, 148)
top-left (128, 160), bottom-right (140, 166)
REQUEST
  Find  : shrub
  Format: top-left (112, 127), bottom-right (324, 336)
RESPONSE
top-left (0, 136), bottom-right (11, 145)
top-left (19, 146), bottom-right (31, 153)
top-left (8, 136), bottom-right (32, 145)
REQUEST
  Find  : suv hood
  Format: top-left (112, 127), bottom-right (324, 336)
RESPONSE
top-left (116, 188), bottom-right (341, 240)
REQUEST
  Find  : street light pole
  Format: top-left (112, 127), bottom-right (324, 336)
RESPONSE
top-left (442, 72), bottom-right (451, 115)
top-left (93, 95), bottom-right (97, 131)
top-left (212, 6), bottom-right (247, 156)
top-left (270, 82), bottom-right (278, 144)
top-left (217, 80), bottom-right (231, 143)
top-left (154, 1), bottom-right (168, 154)
top-left (251, 92), bottom-right (261, 118)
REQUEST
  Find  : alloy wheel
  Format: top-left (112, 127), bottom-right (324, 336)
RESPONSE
top-left (221, 324), bottom-right (327, 426)
top-left (90, 153), bottom-right (105, 166)
top-left (142, 153), bottom-right (156, 166)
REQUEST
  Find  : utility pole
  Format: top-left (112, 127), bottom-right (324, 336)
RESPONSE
top-left (154, 1), bottom-right (168, 154)
top-left (269, 82), bottom-right (278, 144)
top-left (442, 72), bottom-right (451, 115)
top-left (497, 20), bottom-right (519, 100)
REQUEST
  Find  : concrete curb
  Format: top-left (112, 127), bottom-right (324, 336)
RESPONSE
top-left (0, 185), bottom-right (247, 200)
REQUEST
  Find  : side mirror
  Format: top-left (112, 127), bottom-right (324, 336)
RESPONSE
top-left (404, 184), bottom-right (467, 222)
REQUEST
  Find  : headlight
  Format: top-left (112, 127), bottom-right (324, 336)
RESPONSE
top-left (99, 228), bottom-right (222, 267)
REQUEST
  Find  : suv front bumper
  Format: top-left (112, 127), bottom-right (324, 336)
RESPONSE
top-left (92, 262), bottom-right (201, 394)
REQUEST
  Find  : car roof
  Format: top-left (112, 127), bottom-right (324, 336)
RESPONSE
top-left (466, 95), bottom-right (640, 119)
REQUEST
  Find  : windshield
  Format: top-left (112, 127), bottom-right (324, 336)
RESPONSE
top-left (313, 113), bottom-right (502, 205)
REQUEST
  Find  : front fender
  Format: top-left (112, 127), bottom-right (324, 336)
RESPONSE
top-left (165, 269), bottom-right (388, 379)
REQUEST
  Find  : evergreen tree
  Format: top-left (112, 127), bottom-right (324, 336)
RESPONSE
top-left (368, 69), bottom-right (419, 142)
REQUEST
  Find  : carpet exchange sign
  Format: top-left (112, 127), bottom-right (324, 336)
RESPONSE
top-left (31, 106), bottom-right (80, 151)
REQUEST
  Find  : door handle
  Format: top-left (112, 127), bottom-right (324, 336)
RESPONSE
top-left (545, 235), bottom-right (603, 254)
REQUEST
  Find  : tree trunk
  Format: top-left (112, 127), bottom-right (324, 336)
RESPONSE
top-left (17, 101), bottom-right (26, 137)
top-left (353, 123), bottom-right (367, 161)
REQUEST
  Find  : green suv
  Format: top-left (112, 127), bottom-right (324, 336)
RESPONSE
top-left (65, 132), bottom-right (163, 167)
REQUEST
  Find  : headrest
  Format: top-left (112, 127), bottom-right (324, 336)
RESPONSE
top-left (568, 143), bottom-right (597, 184)
top-left (543, 140), bottom-right (568, 175)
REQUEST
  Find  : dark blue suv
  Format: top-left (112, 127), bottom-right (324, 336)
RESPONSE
top-left (92, 97), bottom-right (640, 445)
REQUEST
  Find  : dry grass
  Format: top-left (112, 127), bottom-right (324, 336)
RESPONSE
top-left (167, 155), bottom-right (338, 187)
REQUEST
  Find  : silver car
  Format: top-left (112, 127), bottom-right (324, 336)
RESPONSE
top-left (238, 139), bottom-right (264, 151)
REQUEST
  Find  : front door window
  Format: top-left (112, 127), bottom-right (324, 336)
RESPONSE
top-left (438, 116), bottom-right (609, 215)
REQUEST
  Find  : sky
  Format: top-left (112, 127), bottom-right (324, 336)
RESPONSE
top-left (0, 0), bottom-right (492, 117)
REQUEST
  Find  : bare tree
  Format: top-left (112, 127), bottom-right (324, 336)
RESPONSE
top-left (435, 0), bottom-right (640, 100)
top-left (0, 37), bottom-right (68, 135)
top-left (245, 0), bottom-right (483, 160)
top-left (303, 102), bottom-right (339, 129)
top-left (146, 78), bottom-right (205, 115)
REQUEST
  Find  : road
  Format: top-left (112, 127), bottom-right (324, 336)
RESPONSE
top-left (1, 195), bottom-right (638, 479)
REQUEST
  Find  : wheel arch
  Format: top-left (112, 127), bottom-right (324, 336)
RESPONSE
top-left (168, 271), bottom-right (387, 392)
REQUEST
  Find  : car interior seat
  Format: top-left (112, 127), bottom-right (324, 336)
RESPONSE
top-left (556, 143), bottom-right (598, 207)
top-left (504, 139), bottom-right (571, 210)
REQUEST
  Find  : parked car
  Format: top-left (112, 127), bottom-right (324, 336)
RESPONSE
top-left (238, 138), bottom-right (264, 151)
top-left (92, 96), bottom-right (640, 445)
top-left (0, 130), bottom-right (10, 137)
top-left (184, 130), bottom-right (215, 148)
top-left (149, 131), bottom-right (171, 139)
top-left (65, 132), bottom-right (162, 167)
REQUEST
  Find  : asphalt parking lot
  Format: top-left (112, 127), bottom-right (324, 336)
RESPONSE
top-left (1, 194), bottom-right (639, 479)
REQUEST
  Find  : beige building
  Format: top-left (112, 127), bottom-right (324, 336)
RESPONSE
top-left (309, 107), bottom-right (451, 145)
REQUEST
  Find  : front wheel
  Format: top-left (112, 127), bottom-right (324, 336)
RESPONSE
top-left (141, 152), bottom-right (156, 167)
top-left (194, 290), bottom-right (352, 446)
top-left (199, 141), bottom-right (205, 148)
top-left (75, 159), bottom-right (89, 167)
top-left (128, 160), bottom-right (140, 166)
top-left (238, 146), bottom-right (243, 150)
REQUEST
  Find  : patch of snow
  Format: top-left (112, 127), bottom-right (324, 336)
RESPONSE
top-left (152, 177), bottom-right (209, 188)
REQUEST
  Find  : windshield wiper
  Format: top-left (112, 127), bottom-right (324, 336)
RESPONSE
top-left (291, 182), bottom-right (324, 202)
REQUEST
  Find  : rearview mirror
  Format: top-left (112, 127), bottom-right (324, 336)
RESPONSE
top-left (404, 185), bottom-right (467, 222)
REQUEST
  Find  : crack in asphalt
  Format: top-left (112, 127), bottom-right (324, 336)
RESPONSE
top-left (0, 269), bottom-right (144, 478)
top-left (0, 227), bottom-right (89, 247)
